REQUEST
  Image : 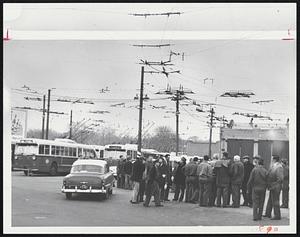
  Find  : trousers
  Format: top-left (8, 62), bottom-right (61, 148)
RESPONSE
top-left (185, 176), bottom-right (197, 202)
top-left (137, 180), bottom-right (145, 202)
top-left (282, 187), bottom-right (289, 207)
top-left (231, 184), bottom-right (242, 207)
top-left (252, 189), bottom-right (266, 220)
top-left (265, 187), bottom-right (281, 219)
top-left (131, 181), bottom-right (140, 202)
top-left (144, 180), bottom-right (161, 206)
top-left (242, 185), bottom-right (252, 205)
top-left (199, 180), bottom-right (212, 206)
top-left (124, 174), bottom-right (132, 190)
top-left (216, 185), bottom-right (229, 207)
top-left (174, 183), bottom-right (185, 201)
top-left (208, 177), bottom-right (217, 206)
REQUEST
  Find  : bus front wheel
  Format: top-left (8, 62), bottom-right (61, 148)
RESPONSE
top-left (49, 163), bottom-right (58, 176)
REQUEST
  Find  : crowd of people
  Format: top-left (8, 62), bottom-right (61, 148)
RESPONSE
top-left (116, 152), bottom-right (289, 221)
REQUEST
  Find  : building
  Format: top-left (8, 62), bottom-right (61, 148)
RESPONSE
top-left (220, 124), bottom-right (289, 169)
top-left (186, 141), bottom-right (220, 157)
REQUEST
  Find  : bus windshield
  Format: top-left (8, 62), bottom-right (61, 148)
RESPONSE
top-left (15, 144), bottom-right (38, 155)
top-left (71, 165), bottom-right (104, 174)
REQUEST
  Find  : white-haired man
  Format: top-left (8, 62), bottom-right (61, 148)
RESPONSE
top-left (230, 155), bottom-right (244, 208)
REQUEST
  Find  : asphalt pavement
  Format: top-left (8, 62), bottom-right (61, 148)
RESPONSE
top-left (12, 171), bottom-right (289, 227)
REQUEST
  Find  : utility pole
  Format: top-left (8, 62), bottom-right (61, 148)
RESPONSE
top-left (137, 66), bottom-right (144, 152)
top-left (208, 107), bottom-right (214, 159)
top-left (69, 110), bottom-right (73, 139)
top-left (41, 95), bottom-right (46, 139)
top-left (156, 85), bottom-right (193, 156)
top-left (175, 91), bottom-right (180, 156)
top-left (45, 89), bottom-right (51, 140)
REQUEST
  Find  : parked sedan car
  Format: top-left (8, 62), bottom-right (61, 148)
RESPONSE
top-left (61, 159), bottom-right (114, 200)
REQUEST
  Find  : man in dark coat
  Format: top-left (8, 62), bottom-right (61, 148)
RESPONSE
top-left (137, 158), bottom-right (146, 202)
top-left (215, 152), bottom-right (231, 207)
top-left (163, 154), bottom-right (172, 201)
top-left (143, 158), bottom-right (163, 207)
top-left (117, 155), bottom-right (125, 188)
top-left (247, 157), bottom-right (268, 221)
top-left (157, 157), bottom-right (168, 202)
top-left (173, 157), bottom-right (186, 202)
top-left (281, 159), bottom-right (289, 208)
top-left (263, 155), bottom-right (284, 220)
top-left (124, 156), bottom-right (133, 190)
top-left (230, 155), bottom-right (244, 208)
top-left (184, 157), bottom-right (199, 203)
top-left (241, 155), bottom-right (254, 207)
top-left (130, 153), bottom-right (145, 204)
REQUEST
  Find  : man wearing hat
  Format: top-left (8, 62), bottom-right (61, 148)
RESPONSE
top-left (124, 156), bottom-right (133, 190)
top-left (143, 158), bottom-right (163, 207)
top-left (230, 155), bottom-right (244, 208)
top-left (184, 156), bottom-right (199, 203)
top-left (247, 157), bottom-right (268, 221)
top-left (215, 152), bottom-right (231, 207)
top-left (172, 156), bottom-right (187, 202)
top-left (130, 152), bottom-right (145, 204)
top-left (241, 155), bottom-right (254, 207)
top-left (163, 154), bottom-right (172, 201)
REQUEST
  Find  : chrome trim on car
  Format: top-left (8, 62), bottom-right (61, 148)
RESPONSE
top-left (13, 168), bottom-right (39, 171)
top-left (61, 186), bottom-right (107, 193)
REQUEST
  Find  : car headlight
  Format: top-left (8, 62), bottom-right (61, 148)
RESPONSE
top-left (32, 156), bottom-right (36, 160)
top-left (63, 180), bottom-right (66, 185)
top-left (14, 156), bottom-right (18, 160)
top-left (45, 159), bottom-right (49, 164)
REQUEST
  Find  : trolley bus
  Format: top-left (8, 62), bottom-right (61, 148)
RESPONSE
top-left (11, 138), bottom-right (20, 171)
top-left (14, 138), bottom-right (97, 176)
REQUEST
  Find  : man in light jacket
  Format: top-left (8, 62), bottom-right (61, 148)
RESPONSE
top-left (263, 155), bottom-right (284, 220)
top-left (197, 155), bottom-right (213, 207)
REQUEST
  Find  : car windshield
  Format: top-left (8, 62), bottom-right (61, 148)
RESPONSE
top-left (71, 165), bottom-right (104, 174)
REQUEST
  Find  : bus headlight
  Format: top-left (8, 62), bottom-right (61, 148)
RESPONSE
top-left (45, 159), bottom-right (49, 164)
top-left (14, 156), bottom-right (18, 160)
top-left (32, 156), bottom-right (36, 160)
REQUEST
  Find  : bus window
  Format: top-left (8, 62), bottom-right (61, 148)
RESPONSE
top-left (39, 145), bottom-right (44, 154)
top-left (45, 145), bottom-right (50, 155)
top-left (100, 150), bottom-right (104, 158)
top-left (72, 148), bottom-right (76, 157)
top-left (78, 148), bottom-right (82, 157)
top-left (64, 147), bottom-right (69, 156)
top-left (51, 146), bottom-right (56, 155)
top-left (60, 147), bottom-right (64, 156)
top-left (127, 150), bottom-right (131, 156)
top-left (55, 146), bottom-right (60, 155)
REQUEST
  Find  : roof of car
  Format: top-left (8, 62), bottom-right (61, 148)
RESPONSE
top-left (72, 159), bottom-right (107, 166)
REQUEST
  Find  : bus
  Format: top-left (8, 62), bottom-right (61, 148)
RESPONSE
top-left (91, 145), bottom-right (105, 159)
top-left (11, 138), bottom-right (20, 171)
top-left (14, 138), bottom-right (97, 176)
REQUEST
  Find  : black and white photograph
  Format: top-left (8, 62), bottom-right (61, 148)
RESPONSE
top-left (3, 2), bottom-right (296, 234)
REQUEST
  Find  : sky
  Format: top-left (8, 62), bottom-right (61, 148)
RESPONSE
top-left (3, 3), bottom-right (296, 142)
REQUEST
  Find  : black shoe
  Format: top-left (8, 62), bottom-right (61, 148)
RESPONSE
top-left (164, 199), bottom-right (170, 202)
top-left (190, 201), bottom-right (197, 204)
top-left (172, 199), bottom-right (178, 201)
top-left (270, 217), bottom-right (281, 220)
top-left (253, 218), bottom-right (258, 221)
top-left (216, 205), bottom-right (221, 207)
top-left (155, 204), bottom-right (164, 207)
top-left (263, 214), bottom-right (271, 218)
top-left (130, 201), bottom-right (139, 204)
top-left (143, 204), bottom-right (149, 207)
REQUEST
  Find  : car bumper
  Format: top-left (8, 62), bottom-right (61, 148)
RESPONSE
top-left (61, 186), bottom-right (107, 194)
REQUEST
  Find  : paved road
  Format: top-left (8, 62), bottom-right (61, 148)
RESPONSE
top-left (12, 171), bottom-right (289, 227)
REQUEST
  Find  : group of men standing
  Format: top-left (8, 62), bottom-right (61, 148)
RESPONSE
top-left (116, 151), bottom-right (289, 221)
